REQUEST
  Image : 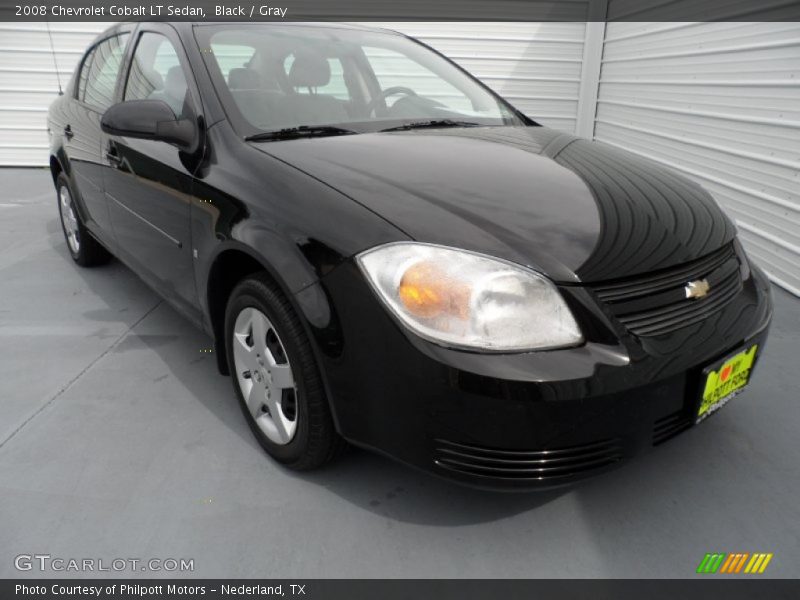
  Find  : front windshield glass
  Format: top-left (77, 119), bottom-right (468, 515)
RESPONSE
top-left (194, 24), bottom-right (526, 135)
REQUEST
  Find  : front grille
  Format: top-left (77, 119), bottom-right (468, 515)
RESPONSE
top-left (433, 438), bottom-right (623, 481)
top-left (653, 411), bottom-right (693, 446)
top-left (591, 244), bottom-right (742, 337)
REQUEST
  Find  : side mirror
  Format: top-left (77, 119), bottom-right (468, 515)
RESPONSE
top-left (101, 99), bottom-right (196, 150)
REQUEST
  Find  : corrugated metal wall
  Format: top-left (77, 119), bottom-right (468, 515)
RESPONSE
top-left (594, 21), bottom-right (800, 295)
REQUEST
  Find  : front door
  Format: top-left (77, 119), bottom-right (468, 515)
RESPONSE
top-left (102, 26), bottom-right (200, 319)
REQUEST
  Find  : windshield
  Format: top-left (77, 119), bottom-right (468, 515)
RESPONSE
top-left (193, 24), bottom-right (527, 137)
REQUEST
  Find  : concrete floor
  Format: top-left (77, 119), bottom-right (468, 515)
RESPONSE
top-left (1, 167), bottom-right (798, 579)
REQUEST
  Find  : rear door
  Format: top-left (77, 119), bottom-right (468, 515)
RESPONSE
top-left (102, 24), bottom-right (201, 320)
top-left (63, 33), bottom-right (130, 245)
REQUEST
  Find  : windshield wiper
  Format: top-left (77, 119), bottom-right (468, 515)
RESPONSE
top-left (379, 119), bottom-right (483, 132)
top-left (245, 125), bottom-right (358, 142)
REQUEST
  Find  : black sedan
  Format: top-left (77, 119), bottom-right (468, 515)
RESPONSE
top-left (47, 22), bottom-right (772, 489)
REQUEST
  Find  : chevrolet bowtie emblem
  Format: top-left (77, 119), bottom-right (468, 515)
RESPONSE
top-left (685, 278), bottom-right (711, 299)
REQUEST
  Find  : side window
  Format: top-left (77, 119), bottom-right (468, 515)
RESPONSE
top-left (83, 34), bottom-right (129, 111)
top-left (125, 32), bottom-right (190, 118)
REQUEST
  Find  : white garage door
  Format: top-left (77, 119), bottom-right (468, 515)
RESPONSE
top-left (594, 20), bottom-right (800, 295)
top-left (0, 21), bottom-right (587, 167)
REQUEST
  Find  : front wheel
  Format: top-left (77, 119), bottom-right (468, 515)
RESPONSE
top-left (224, 273), bottom-right (345, 470)
top-left (56, 173), bottom-right (110, 266)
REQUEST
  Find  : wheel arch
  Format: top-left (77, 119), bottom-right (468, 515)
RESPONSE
top-left (204, 243), bottom-right (331, 376)
top-left (207, 246), bottom-right (274, 374)
top-left (49, 154), bottom-right (64, 186)
top-left (204, 242), bottom-right (347, 435)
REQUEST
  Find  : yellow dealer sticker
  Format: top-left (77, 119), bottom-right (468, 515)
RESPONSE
top-left (698, 344), bottom-right (758, 422)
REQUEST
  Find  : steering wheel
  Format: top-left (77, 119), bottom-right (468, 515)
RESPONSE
top-left (366, 86), bottom-right (418, 116)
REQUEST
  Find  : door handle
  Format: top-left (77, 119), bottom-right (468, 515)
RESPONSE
top-left (63, 125), bottom-right (74, 140)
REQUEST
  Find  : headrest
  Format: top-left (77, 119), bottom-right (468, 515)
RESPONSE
top-left (164, 65), bottom-right (186, 100)
top-left (288, 51), bottom-right (331, 88)
top-left (228, 67), bottom-right (263, 90)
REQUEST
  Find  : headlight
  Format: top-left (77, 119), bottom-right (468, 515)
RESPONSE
top-left (355, 242), bottom-right (583, 352)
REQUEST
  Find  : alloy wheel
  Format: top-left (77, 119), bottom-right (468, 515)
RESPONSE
top-left (232, 307), bottom-right (298, 445)
top-left (59, 186), bottom-right (80, 254)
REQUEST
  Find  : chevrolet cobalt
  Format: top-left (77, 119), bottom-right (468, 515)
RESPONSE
top-left (48, 22), bottom-right (772, 489)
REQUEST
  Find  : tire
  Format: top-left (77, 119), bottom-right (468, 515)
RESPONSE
top-left (56, 173), bottom-right (111, 267)
top-left (225, 272), bottom-right (345, 470)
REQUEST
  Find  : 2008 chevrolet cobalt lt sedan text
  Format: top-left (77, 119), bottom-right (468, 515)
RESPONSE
top-left (48, 22), bottom-right (772, 490)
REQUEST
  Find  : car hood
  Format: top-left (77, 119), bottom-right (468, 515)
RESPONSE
top-left (252, 126), bottom-right (736, 283)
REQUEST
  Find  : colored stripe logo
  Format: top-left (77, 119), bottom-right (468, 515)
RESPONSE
top-left (697, 553), bottom-right (773, 574)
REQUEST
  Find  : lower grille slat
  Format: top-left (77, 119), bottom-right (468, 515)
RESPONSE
top-left (436, 454), bottom-right (622, 477)
top-left (434, 438), bottom-right (623, 481)
top-left (653, 411), bottom-right (694, 446)
top-left (437, 445), bottom-right (621, 467)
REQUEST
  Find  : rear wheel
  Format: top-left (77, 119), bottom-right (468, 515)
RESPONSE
top-left (225, 273), bottom-right (345, 470)
top-left (56, 173), bottom-right (110, 266)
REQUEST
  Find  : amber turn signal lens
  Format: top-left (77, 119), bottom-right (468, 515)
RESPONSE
top-left (398, 261), bottom-right (470, 319)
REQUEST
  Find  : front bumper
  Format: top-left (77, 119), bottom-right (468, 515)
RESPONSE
top-left (307, 257), bottom-right (773, 490)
